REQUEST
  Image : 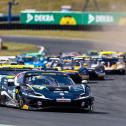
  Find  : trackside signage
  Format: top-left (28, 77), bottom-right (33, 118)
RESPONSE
top-left (83, 12), bottom-right (126, 25)
top-left (27, 14), bottom-right (54, 23)
top-left (83, 12), bottom-right (118, 25)
top-left (20, 11), bottom-right (126, 25)
top-left (21, 13), bottom-right (55, 24)
top-left (87, 14), bottom-right (114, 24)
top-left (20, 12), bottom-right (83, 25)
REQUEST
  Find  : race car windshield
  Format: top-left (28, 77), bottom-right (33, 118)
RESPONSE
top-left (51, 75), bottom-right (74, 86)
top-left (26, 75), bottom-right (74, 86)
top-left (73, 62), bottom-right (81, 66)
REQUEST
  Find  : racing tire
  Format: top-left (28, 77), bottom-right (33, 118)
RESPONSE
top-left (83, 104), bottom-right (94, 113)
top-left (18, 96), bottom-right (24, 110)
top-left (17, 95), bottom-right (27, 110)
top-left (88, 104), bottom-right (94, 113)
top-left (18, 97), bottom-right (29, 110)
top-left (0, 95), bottom-right (7, 107)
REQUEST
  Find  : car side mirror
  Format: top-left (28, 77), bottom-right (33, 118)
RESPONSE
top-left (82, 80), bottom-right (88, 84)
top-left (101, 61), bottom-right (105, 65)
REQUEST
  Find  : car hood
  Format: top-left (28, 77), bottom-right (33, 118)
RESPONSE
top-left (30, 84), bottom-right (85, 100)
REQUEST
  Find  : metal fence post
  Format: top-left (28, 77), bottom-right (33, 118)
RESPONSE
top-left (0, 38), bottom-right (3, 50)
top-left (8, 1), bottom-right (12, 24)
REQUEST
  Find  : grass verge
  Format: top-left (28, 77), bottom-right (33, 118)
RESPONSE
top-left (1, 0), bottom-right (126, 14)
top-left (0, 42), bottom-right (38, 56)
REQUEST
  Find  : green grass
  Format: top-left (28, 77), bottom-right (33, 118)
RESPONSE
top-left (0, 42), bottom-right (38, 56)
top-left (1, 0), bottom-right (126, 14)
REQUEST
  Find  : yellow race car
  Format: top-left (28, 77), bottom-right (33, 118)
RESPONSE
top-left (0, 64), bottom-right (34, 79)
top-left (99, 51), bottom-right (116, 57)
top-left (60, 69), bottom-right (89, 84)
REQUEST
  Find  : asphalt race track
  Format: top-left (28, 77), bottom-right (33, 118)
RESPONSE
top-left (0, 36), bottom-right (126, 126)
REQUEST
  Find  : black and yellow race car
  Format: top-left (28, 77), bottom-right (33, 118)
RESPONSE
top-left (0, 64), bottom-right (34, 81)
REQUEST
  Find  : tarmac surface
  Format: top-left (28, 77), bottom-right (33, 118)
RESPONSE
top-left (0, 36), bottom-right (126, 126)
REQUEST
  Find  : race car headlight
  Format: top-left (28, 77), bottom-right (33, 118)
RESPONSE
top-left (77, 86), bottom-right (91, 99)
top-left (84, 86), bottom-right (91, 96)
top-left (79, 93), bottom-right (86, 97)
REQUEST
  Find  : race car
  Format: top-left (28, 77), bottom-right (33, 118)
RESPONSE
top-left (61, 56), bottom-right (73, 63)
top-left (99, 51), bottom-right (117, 58)
top-left (86, 50), bottom-right (100, 59)
top-left (0, 71), bottom-right (94, 112)
top-left (46, 57), bottom-right (62, 70)
top-left (61, 68), bottom-right (89, 84)
top-left (16, 54), bottom-right (47, 68)
top-left (116, 52), bottom-right (126, 63)
top-left (0, 56), bottom-right (16, 65)
top-left (84, 58), bottom-right (105, 80)
top-left (0, 64), bottom-right (34, 84)
top-left (101, 57), bottom-right (126, 74)
top-left (50, 59), bottom-right (90, 82)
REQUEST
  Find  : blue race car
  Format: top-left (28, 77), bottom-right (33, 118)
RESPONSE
top-left (16, 54), bottom-right (47, 69)
top-left (0, 70), bottom-right (94, 112)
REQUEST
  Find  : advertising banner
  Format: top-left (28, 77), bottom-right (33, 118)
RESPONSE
top-left (83, 12), bottom-right (126, 25)
top-left (20, 11), bottom-right (126, 26)
top-left (20, 11), bottom-right (83, 25)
